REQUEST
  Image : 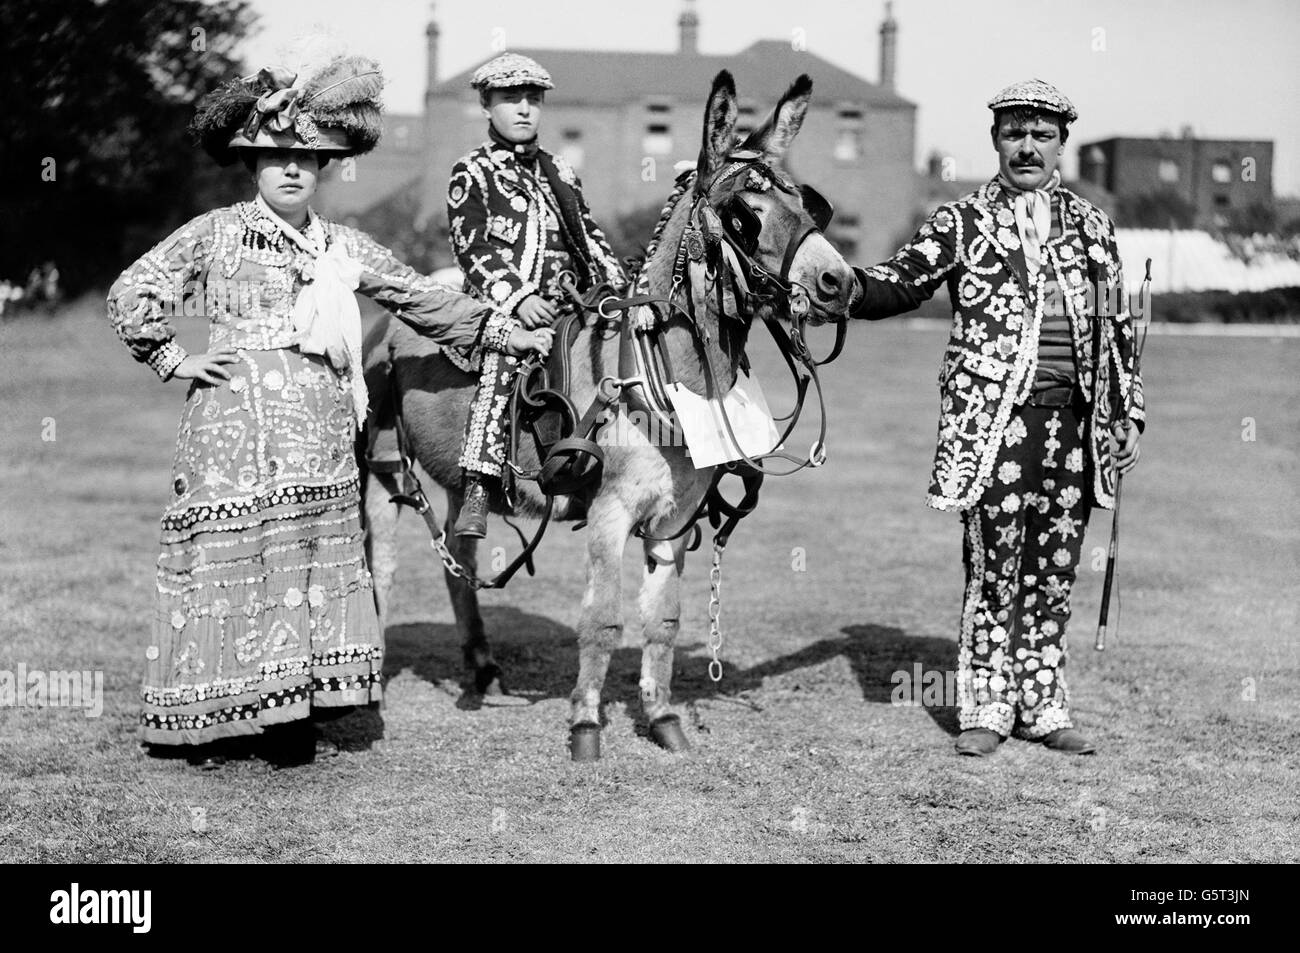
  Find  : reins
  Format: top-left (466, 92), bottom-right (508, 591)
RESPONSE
top-left (380, 153), bottom-right (848, 608)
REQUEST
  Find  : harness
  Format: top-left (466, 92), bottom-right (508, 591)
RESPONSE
top-left (381, 152), bottom-right (849, 675)
top-left (673, 155), bottom-right (846, 476)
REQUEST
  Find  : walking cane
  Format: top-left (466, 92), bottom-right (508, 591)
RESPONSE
top-left (1096, 258), bottom-right (1152, 651)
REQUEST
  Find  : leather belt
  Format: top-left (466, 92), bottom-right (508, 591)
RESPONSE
top-left (1025, 384), bottom-right (1079, 408)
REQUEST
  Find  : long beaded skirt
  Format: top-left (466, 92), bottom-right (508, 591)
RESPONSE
top-left (141, 347), bottom-right (382, 746)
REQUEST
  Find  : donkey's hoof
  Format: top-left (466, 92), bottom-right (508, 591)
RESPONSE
top-left (569, 722), bottom-right (602, 762)
top-left (649, 714), bottom-right (691, 753)
top-left (474, 664), bottom-right (507, 696)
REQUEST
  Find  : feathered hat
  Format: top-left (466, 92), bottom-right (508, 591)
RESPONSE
top-left (190, 35), bottom-right (385, 165)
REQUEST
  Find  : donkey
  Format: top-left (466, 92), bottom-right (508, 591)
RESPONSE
top-left (363, 70), bottom-right (859, 758)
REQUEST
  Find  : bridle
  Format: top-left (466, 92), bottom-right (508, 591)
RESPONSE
top-left (688, 150), bottom-right (838, 323)
top-left (379, 152), bottom-right (850, 597)
top-left (643, 152), bottom-right (847, 477)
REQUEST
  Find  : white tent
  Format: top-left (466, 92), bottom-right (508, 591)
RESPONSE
top-left (1115, 229), bottom-right (1300, 294)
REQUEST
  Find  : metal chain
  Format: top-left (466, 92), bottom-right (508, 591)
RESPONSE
top-left (707, 542), bottom-right (725, 682)
top-left (430, 528), bottom-right (490, 590)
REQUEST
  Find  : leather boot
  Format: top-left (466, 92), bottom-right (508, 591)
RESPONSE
top-left (954, 728), bottom-right (1002, 757)
top-left (1041, 727), bottom-right (1096, 755)
top-left (454, 476), bottom-right (489, 538)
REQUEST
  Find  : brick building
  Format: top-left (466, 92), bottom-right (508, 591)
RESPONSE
top-left (318, 2), bottom-right (918, 267)
top-left (1077, 132), bottom-right (1274, 229)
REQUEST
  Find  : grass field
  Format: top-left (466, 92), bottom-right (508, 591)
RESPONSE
top-left (1, 298), bottom-right (1296, 863)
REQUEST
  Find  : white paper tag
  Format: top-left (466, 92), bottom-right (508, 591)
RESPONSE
top-left (665, 371), bottom-right (782, 469)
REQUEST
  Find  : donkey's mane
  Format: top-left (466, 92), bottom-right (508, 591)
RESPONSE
top-left (630, 170), bottom-right (698, 295)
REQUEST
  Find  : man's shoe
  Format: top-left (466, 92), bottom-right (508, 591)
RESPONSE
top-left (1041, 728), bottom-right (1096, 754)
top-left (955, 728), bottom-right (1002, 757)
top-left (454, 479), bottom-right (489, 538)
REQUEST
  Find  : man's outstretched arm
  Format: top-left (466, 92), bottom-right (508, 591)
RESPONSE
top-left (850, 204), bottom-right (962, 321)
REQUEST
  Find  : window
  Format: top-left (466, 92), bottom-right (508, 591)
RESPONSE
top-left (561, 129), bottom-right (582, 167)
top-left (834, 103), bottom-right (864, 163)
top-left (1158, 159), bottom-right (1179, 183)
top-left (834, 128), bottom-right (863, 162)
top-left (1212, 161), bottom-right (1232, 183)
top-left (831, 214), bottom-right (860, 256)
top-left (561, 144), bottom-right (585, 171)
top-left (642, 123), bottom-right (672, 156)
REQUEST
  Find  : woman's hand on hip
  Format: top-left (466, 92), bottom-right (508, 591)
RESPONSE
top-left (173, 345), bottom-right (241, 386)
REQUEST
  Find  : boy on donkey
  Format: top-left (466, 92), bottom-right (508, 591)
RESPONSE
top-left (446, 53), bottom-right (628, 537)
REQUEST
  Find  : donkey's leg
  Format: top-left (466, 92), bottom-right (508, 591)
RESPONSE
top-left (363, 471), bottom-right (403, 626)
top-left (569, 494), bottom-right (634, 760)
top-left (443, 488), bottom-right (503, 695)
top-left (637, 535), bottom-right (691, 751)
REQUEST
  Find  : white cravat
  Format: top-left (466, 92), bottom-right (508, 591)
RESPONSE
top-left (255, 194), bottom-right (367, 429)
top-left (1003, 169), bottom-right (1060, 278)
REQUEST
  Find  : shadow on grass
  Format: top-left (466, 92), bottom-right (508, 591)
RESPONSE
top-left (143, 703), bottom-right (385, 771)
top-left (383, 609), bottom-right (959, 735)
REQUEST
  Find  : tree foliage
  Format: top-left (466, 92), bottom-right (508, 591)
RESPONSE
top-left (0, 0), bottom-right (256, 293)
top-left (604, 202), bottom-right (670, 275)
top-left (1114, 189), bottom-right (1197, 229)
top-left (1225, 202), bottom-right (1277, 236)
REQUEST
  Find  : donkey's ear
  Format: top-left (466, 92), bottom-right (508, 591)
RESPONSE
top-left (743, 74), bottom-right (813, 166)
top-left (696, 70), bottom-right (738, 187)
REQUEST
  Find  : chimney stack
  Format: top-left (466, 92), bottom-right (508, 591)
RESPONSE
top-left (678, 0), bottom-right (699, 54)
top-left (425, 2), bottom-right (440, 106)
top-left (879, 1), bottom-right (897, 91)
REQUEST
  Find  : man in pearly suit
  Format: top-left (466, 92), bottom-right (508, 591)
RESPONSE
top-left (851, 80), bottom-right (1145, 756)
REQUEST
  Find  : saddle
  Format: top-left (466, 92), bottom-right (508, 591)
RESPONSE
top-left (504, 280), bottom-right (642, 503)
top-left (359, 284), bottom-right (626, 503)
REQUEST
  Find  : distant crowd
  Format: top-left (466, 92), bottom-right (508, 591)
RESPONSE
top-left (1223, 232), bottom-right (1300, 265)
top-left (0, 262), bottom-right (62, 318)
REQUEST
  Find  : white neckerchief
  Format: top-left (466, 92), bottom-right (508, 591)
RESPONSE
top-left (1000, 169), bottom-right (1060, 279)
top-left (254, 194), bottom-right (366, 429)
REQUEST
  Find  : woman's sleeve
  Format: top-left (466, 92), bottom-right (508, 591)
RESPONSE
top-left (106, 212), bottom-right (215, 379)
top-left (342, 227), bottom-right (514, 352)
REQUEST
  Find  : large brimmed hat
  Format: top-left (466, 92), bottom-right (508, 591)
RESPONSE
top-left (470, 52), bottom-right (554, 92)
top-left (191, 41), bottom-right (385, 165)
top-left (987, 78), bottom-right (1077, 123)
